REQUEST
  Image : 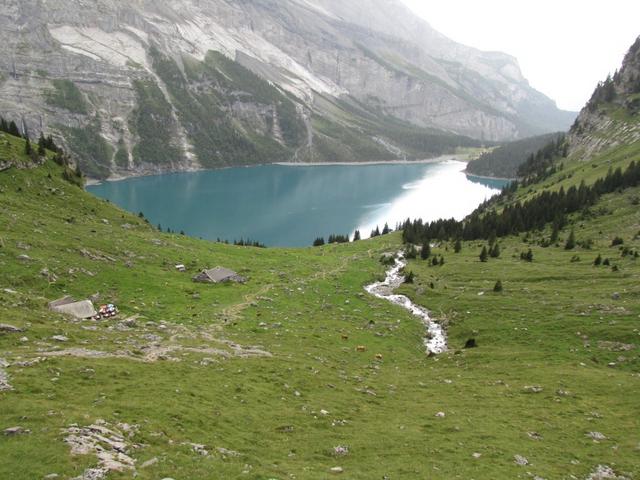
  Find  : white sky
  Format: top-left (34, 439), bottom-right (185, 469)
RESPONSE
top-left (400, 0), bottom-right (640, 111)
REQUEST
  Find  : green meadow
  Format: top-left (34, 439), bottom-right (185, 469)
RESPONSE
top-left (0, 130), bottom-right (638, 479)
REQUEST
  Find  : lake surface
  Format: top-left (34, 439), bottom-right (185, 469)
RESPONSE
top-left (88, 159), bottom-right (509, 247)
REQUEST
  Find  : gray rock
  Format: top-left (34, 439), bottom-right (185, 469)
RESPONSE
top-left (514, 454), bottom-right (529, 466)
top-left (0, 324), bottom-right (23, 333)
top-left (4, 426), bottom-right (30, 435)
top-left (330, 466), bottom-right (344, 474)
top-left (587, 431), bottom-right (607, 441)
top-left (51, 335), bottom-right (69, 342)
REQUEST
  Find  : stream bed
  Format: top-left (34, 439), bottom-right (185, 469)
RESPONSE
top-left (365, 253), bottom-right (447, 354)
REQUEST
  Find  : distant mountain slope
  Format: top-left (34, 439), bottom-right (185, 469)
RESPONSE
top-left (0, 0), bottom-right (575, 178)
top-left (465, 132), bottom-right (565, 179)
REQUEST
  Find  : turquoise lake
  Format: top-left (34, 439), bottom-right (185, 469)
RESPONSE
top-left (87, 159), bottom-right (509, 247)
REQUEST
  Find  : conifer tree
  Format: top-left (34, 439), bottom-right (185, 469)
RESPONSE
top-left (454, 238), bottom-right (462, 253)
top-left (594, 254), bottom-right (602, 266)
top-left (37, 133), bottom-right (46, 156)
top-left (353, 230), bottom-right (361, 241)
top-left (490, 243), bottom-right (501, 258)
top-left (420, 241), bottom-right (431, 260)
top-left (382, 223), bottom-right (391, 235)
top-left (493, 280), bottom-right (503, 292)
top-left (565, 229), bottom-right (576, 250)
top-left (479, 246), bottom-right (488, 262)
top-left (24, 136), bottom-right (32, 155)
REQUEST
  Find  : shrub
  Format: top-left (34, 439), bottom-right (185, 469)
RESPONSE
top-left (493, 280), bottom-right (503, 292)
top-left (403, 271), bottom-right (414, 284)
top-left (611, 236), bottom-right (624, 246)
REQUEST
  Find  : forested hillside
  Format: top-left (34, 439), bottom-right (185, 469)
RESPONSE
top-left (465, 132), bottom-right (564, 179)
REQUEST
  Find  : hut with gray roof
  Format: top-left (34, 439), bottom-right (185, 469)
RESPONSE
top-left (49, 296), bottom-right (97, 319)
top-left (193, 267), bottom-right (246, 284)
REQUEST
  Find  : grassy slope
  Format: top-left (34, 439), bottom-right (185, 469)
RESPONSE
top-left (0, 132), bottom-right (638, 479)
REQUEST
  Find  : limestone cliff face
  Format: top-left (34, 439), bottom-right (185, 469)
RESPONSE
top-left (568, 37), bottom-right (640, 159)
top-left (0, 0), bottom-right (575, 178)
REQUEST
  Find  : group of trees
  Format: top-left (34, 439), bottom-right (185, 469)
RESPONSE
top-left (402, 160), bottom-right (640, 246)
top-left (1, 114), bottom-right (80, 182)
top-left (313, 234), bottom-right (350, 247)
top-left (369, 223), bottom-right (392, 238)
top-left (313, 223), bottom-right (395, 246)
top-left (516, 135), bottom-right (568, 185)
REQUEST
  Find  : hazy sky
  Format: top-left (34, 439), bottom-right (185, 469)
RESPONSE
top-left (400, 0), bottom-right (640, 112)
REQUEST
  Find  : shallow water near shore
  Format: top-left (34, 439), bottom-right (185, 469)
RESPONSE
top-left (87, 159), bottom-right (508, 247)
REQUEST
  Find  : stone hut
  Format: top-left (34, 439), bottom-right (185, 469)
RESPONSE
top-left (193, 267), bottom-right (246, 284)
top-left (49, 296), bottom-right (97, 319)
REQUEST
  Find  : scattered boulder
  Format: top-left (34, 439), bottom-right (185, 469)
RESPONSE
top-left (333, 445), bottom-right (349, 456)
top-left (4, 426), bottom-right (30, 436)
top-left (585, 465), bottom-right (629, 479)
top-left (330, 466), bottom-right (344, 474)
top-left (0, 358), bottom-right (11, 391)
top-left (0, 324), bottom-right (23, 333)
top-left (611, 292), bottom-right (620, 300)
top-left (587, 431), bottom-right (607, 441)
top-left (514, 454), bottom-right (529, 466)
top-left (51, 335), bottom-right (69, 342)
top-left (523, 385), bottom-right (543, 394)
top-left (140, 458), bottom-right (158, 469)
top-left (435, 411), bottom-right (446, 418)
top-left (527, 431), bottom-right (543, 441)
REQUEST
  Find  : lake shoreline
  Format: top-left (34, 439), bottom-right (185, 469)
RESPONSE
top-left (85, 154), bottom-right (471, 187)
top-left (464, 170), bottom-right (516, 182)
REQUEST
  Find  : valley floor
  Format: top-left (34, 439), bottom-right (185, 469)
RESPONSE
top-left (0, 159), bottom-right (638, 479)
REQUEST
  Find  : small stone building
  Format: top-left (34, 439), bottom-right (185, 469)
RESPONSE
top-left (49, 296), bottom-right (97, 319)
top-left (193, 267), bottom-right (246, 284)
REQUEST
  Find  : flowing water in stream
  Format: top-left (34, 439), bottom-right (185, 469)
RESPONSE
top-left (365, 252), bottom-right (447, 355)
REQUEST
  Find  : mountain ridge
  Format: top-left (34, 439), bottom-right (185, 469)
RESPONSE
top-left (0, 0), bottom-right (575, 178)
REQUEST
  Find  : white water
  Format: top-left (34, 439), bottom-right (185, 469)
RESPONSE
top-left (365, 253), bottom-right (447, 355)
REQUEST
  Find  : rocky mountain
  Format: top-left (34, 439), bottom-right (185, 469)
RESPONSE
top-left (0, 0), bottom-right (576, 178)
top-left (568, 36), bottom-right (640, 159)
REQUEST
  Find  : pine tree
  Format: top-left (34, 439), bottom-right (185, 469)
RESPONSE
top-left (454, 238), bottom-right (462, 253)
top-left (37, 133), bottom-right (46, 156)
top-left (479, 246), bottom-right (488, 262)
top-left (493, 280), bottom-right (503, 292)
top-left (382, 223), bottom-right (391, 235)
top-left (24, 136), bottom-right (32, 155)
top-left (370, 226), bottom-right (381, 238)
top-left (594, 254), bottom-right (602, 266)
top-left (420, 241), bottom-right (431, 260)
top-left (565, 229), bottom-right (576, 250)
top-left (439, 256), bottom-right (445, 266)
top-left (490, 243), bottom-right (501, 258)
top-left (313, 237), bottom-right (325, 247)
top-left (353, 230), bottom-right (361, 241)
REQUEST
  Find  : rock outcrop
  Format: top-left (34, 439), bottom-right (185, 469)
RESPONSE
top-left (568, 36), bottom-right (640, 159)
top-left (0, 0), bottom-right (576, 178)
